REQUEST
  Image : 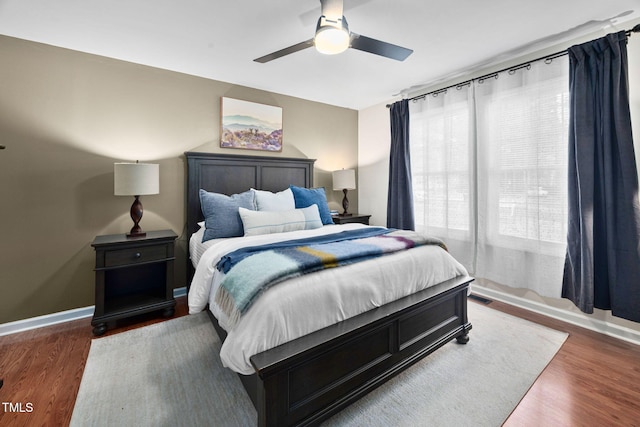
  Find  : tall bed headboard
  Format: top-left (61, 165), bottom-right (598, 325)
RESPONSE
top-left (184, 152), bottom-right (316, 282)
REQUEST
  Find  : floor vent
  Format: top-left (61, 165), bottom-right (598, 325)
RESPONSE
top-left (469, 294), bottom-right (493, 304)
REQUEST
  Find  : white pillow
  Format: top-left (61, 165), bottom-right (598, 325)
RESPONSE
top-left (239, 204), bottom-right (323, 236)
top-left (253, 188), bottom-right (295, 212)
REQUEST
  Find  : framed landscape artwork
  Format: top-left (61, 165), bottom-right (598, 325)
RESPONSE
top-left (220, 97), bottom-right (283, 152)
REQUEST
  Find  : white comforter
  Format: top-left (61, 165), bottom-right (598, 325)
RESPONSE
top-left (188, 223), bottom-right (468, 374)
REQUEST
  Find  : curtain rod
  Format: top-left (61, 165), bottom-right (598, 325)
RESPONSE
top-left (387, 24), bottom-right (640, 108)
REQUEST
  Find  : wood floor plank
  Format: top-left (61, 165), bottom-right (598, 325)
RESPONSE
top-left (1, 296), bottom-right (638, 426)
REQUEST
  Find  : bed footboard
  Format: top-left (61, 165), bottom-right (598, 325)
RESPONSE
top-left (245, 275), bottom-right (473, 426)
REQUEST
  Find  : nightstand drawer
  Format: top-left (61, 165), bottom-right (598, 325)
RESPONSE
top-left (104, 244), bottom-right (168, 267)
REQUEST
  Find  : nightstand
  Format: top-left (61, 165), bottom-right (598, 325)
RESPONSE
top-left (91, 229), bottom-right (177, 336)
top-left (332, 213), bottom-right (371, 225)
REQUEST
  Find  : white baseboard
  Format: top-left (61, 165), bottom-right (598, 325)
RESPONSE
top-left (0, 287), bottom-right (188, 337)
top-left (472, 284), bottom-right (640, 346)
top-left (5, 285), bottom-right (638, 346)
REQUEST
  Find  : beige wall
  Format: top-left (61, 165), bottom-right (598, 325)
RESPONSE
top-left (358, 25), bottom-right (640, 335)
top-left (358, 103), bottom-right (389, 227)
top-left (0, 35), bottom-right (358, 324)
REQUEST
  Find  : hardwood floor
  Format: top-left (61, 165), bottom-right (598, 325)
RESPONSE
top-left (0, 296), bottom-right (638, 426)
top-left (495, 299), bottom-right (640, 427)
top-left (0, 299), bottom-right (189, 427)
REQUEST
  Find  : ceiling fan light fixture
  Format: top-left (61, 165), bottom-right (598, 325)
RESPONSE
top-left (314, 16), bottom-right (350, 55)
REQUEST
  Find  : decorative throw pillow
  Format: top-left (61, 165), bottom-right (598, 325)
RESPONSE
top-left (239, 204), bottom-right (323, 236)
top-left (199, 189), bottom-right (256, 241)
top-left (253, 188), bottom-right (295, 211)
top-left (289, 185), bottom-right (333, 225)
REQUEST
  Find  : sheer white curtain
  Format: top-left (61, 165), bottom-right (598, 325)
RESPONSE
top-left (409, 84), bottom-right (475, 270)
top-left (410, 56), bottom-right (569, 298)
top-left (475, 58), bottom-right (569, 298)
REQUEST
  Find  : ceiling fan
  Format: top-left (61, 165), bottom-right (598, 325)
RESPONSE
top-left (254, 0), bottom-right (413, 63)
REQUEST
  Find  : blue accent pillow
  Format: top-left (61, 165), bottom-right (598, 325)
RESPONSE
top-left (289, 185), bottom-right (333, 225)
top-left (199, 189), bottom-right (256, 241)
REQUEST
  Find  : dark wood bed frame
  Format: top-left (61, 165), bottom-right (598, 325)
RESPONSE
top-left (185, 151), bottom-right (473, 427)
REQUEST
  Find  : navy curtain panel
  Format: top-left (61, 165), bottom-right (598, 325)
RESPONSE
top-left (562, 31), bottom-right (640, 322)
top-left (387, 99), bottom-right (415, 230)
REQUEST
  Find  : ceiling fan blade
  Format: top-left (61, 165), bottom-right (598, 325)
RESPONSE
top-left (254, 39), bottom-right (314, 63)
top-left (350, 33), bottom-right (413, 61)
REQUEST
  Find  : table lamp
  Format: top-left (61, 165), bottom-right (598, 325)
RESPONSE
top-left (332, 168), bottom-right (356, 216)
top-left (114, 162), bottom-right (159, 237)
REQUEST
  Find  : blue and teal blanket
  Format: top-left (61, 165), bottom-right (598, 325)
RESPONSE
top-left (215, 228), bottom-right (446, 328)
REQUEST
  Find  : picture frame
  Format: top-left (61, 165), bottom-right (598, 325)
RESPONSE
top-left (220, 97), bottom-right (283, 152)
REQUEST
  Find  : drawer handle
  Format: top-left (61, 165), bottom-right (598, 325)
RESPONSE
top-left (134, 252), bottom-right (142, 259)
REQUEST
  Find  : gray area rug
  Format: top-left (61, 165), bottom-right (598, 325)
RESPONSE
top-left (71, 302), bottom-right (567, 427)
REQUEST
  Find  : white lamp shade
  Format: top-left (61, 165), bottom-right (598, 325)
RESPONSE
top-left (114, 162), bottom-right (159, 196)
top-left (332, 169), bottom-right (356, 190)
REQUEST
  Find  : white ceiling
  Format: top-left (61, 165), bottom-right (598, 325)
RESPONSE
top-left (1, 0), bottom-right (639, 110)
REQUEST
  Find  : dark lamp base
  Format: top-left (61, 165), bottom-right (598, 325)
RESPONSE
top-left (127, 196), bottom-right (146, 238)
top-left (341, 189), bottom-right (352, 217)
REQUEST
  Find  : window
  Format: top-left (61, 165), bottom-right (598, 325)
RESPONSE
top-left (476, 61), bottom-right (569, 254)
